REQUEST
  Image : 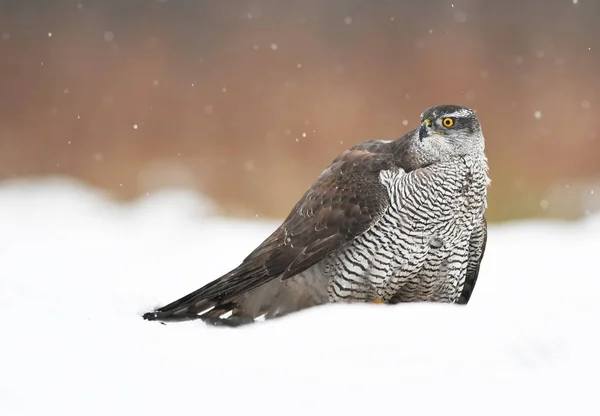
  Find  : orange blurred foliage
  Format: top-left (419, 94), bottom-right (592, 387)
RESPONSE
top-left (0, 0), bottom-right (598, 221)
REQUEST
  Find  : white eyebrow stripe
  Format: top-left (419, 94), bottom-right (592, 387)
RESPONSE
top-left (443, 109), bottom-right (473, 118)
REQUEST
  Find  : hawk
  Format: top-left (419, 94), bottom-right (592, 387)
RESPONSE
top-left (143, 104), bottom-right (490, 326)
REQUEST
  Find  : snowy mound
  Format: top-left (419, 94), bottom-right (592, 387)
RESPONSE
top-left (1, 178), bottom-right (599, 416)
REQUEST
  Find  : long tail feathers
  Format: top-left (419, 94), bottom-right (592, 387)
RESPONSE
top-left (142, 261), bottom-right (275, 326)
top-left (143, 262), bottom-right (327, 326)
top-left (142, 287), bottom-right (249, 325)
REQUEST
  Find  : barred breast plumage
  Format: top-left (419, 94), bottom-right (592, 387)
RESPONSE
top-left (327, 155), bottom-right (488, 304)
top-left (143, 104), bottom-right (490, 326)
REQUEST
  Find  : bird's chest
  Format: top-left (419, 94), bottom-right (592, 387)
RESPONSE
top-left (447, 165), bottom-right (488, 233)
top-left (392, 161), bottom-right (487, 246)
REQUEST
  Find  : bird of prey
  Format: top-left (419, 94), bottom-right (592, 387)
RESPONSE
top-left (143, 104), bottom-right (490, 326)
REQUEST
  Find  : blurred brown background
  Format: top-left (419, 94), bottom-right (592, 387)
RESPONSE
top-left (0, 0), bottom-right (598, 222)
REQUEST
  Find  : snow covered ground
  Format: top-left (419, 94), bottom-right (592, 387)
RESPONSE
top-left (1, 177), bottom-right (599, 416)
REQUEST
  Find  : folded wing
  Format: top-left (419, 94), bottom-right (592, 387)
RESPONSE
top-left (143, 143), bottom-right (401, 322)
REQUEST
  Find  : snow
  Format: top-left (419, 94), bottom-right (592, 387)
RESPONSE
top-left (1, 177), bottom-right (599, 416)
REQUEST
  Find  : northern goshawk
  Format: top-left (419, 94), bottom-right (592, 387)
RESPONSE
top-left (143, 104), bottom-right (490, 326)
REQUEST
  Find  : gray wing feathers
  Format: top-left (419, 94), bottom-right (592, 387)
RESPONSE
top-left (143, 143), bottom-right (398, 324)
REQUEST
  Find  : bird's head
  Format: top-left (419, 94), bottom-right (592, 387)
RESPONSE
top-left (414, 104), bottom-right (485, 163)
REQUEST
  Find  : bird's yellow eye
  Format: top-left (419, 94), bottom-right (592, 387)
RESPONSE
top-left (442, 118), bottom-right (454, 128)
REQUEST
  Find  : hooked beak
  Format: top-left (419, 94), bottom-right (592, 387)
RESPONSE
top-left (419, 119), bottom-right (431, 141)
